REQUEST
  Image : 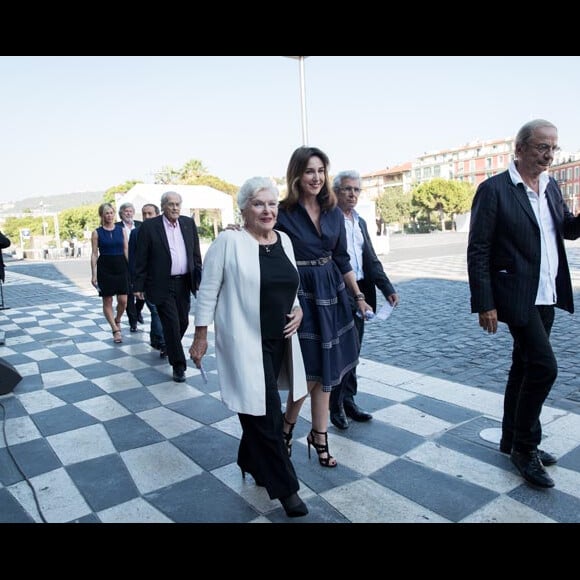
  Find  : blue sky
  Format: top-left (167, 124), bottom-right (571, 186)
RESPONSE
top-left (1, 56), bottom-right (579, 203)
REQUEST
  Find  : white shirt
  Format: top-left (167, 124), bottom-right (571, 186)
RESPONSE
top-left (509, 161), bottom-right (558, 305)
top-left (343, 210), bottom-right (364, 281)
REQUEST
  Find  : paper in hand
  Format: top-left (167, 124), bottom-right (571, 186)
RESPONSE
top-left (375, 302), bottom-right (395, 321)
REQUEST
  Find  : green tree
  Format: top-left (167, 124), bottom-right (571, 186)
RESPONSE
top-left (375, 186), bottom-right (413, 233)
top-left (179, 159), bottom-right (208, 183)
top-left (154, 166), bottom-right (180, 184)
top-left (59, 205), bottom-right (101, 240)
top-left (1, 216), bottom-right (43, 242)
top-left (411, 178), bottom-right (475, 231)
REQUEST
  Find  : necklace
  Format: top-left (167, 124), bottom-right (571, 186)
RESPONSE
top-left (245, 227), bottom-right (275, 251)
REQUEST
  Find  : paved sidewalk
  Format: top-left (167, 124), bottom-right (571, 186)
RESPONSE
top-left (1, 235), bottom-right (580, 523)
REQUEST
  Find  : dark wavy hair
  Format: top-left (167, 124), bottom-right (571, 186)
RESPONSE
top-left (280, 146), bottom-right (337, 211)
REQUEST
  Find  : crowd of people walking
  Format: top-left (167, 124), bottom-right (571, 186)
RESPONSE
top-left (82, 118), bottom-right (577, 517)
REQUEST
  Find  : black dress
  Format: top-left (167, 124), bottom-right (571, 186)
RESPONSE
top-left (96, 226), bottom-right (129, 297)
top-left (237, 233), bottom-right (302, 500)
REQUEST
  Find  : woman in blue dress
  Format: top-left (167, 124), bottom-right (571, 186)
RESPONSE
top-left (276, 146), bottom-right (373, 468)
top-left (90, 202), bottom-right (129, 343)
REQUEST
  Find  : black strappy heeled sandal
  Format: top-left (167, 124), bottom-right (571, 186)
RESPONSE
top-left (282, 413), bottom-right (295, 457)
top-left (307, 429), bottom-right (337, 468)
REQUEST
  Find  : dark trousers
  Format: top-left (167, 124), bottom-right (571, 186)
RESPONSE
top-left (503, 305), bottom-right (557, 453)
top-left (237, 338), bottom-right (299, 500)
top-left (330, 301), bottom-right (364, 413)
top-left (146, 298), bottom-right (165, 347)
top-left (156, 277), bottom-right (191, 371)
top-left (126, 290), bottom-right (145, 328)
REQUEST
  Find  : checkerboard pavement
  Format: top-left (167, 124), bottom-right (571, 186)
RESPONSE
top-left (1, 245), bottom-right (580, 524)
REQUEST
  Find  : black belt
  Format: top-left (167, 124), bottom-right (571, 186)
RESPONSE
top-left (295, 256), bottom-right (332, 266)
top-left (170, 274), bottom-right (186, 279)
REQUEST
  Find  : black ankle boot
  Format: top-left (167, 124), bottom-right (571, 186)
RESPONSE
top-left (279, 493), bottom-right (308, 518)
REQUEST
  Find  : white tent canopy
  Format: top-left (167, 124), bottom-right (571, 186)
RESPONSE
top-left (116, 183), bottom-right (235, 227)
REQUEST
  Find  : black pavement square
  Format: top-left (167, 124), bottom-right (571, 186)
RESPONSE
top-left (508, 486), bottom-right (580, 523)
top-left (66, 453), bottom-right (141, 512)
top-left (405, 394), bottom-right (481, 424)
top-left (109, 388), bottom-right (163, 413)
top-left (51, 381), bottom-right (107, 404)
top-left (145, 472), bottom-right (258, 523)
top-left (31, 405), bottom-right (99, 437)
top-left (6, 438), bottom-right (62, 479)
top-left (371, 458), bottom-right (499, 522)
top-left (168, 394), bottom-right (234, 425)
top-left (0, 487), bottom-right (35, 523)
top-left (171, 426), bottom-right (239, 471)
top-left (104, 415), bottom-right (165, 452)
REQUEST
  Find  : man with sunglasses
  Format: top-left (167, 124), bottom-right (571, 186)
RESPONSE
top-left (468, 119), bottom-right (580, 489)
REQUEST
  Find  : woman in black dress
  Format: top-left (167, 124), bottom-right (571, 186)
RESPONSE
top-left (90, 203), bottom-right (129, 343)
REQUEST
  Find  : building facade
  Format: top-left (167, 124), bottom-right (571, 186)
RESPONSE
top-left (363, 138), bottom-right (580, 215)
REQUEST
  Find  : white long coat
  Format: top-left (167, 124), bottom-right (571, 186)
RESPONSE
top-left (194, 229), bottom-right (308, 415)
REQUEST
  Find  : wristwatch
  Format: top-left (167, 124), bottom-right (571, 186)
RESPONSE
top-left (355, 292), bottom-right (365, 301)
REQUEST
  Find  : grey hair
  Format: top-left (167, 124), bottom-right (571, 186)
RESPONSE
top-left (160, 191), bottom-right (182, 209)
top-left (332, 170), bottom-right (361, 192)
top-left (515, 119), bottom-right (557, 148)
top-left (118, 202), bottom-right (135, 218)
top-left (237, 177), bottom-right (279, 210)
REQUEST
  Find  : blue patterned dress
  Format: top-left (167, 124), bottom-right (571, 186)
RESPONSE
top-left (276, 203), bottom-right (359, 391)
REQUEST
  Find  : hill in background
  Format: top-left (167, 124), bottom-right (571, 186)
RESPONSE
top-left (0, 191), bottom-right (105, 215)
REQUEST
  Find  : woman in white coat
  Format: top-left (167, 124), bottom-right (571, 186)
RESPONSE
top-left (189, 177), bottom-right (309, 518)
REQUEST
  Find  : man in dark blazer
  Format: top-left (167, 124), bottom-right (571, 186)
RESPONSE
top-left (468, 119), bottom-right (580, 489)
top-left (133, 191), bottom-right (202, 382)
top-left (329, 171), bottom-right (399, 429)
top-left (129, 203), bottom-right (167, 357)
top-left (116, 201), bottom-right (144, 331)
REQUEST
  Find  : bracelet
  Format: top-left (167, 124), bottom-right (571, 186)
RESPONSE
top-left (355, 292), bottom-right (365, 301)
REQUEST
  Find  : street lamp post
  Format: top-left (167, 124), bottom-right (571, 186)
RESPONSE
top-left (284, 56), bottom-right (310, 145)
top-left (39, 201), bottom-right (48, 236)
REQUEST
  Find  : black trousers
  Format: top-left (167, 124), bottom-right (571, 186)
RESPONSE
top-left (155, 277), bottom-right (191, 371)
top-left (330, 299), bottom-right (364, 412)
top-left (126, 289), bottom-right (145, 327)
top-left (503, 305), bottom-right (557, 453)
top-left (237, 338), bottom-right (299, 500)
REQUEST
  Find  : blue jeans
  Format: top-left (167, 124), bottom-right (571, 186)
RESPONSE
top-left (146, 298), bottom-right (165, 347)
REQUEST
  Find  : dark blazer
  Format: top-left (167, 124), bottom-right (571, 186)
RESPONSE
top-left (467, 170), bottom-right (580, 326)
top-left (133, 214), bottom-right (202, 304)
top-left (0, 230), bottom-right (10, 283)
top-left (356, 215), bottom-right (396, 311)
top-left (128, 227), bottom-right (139, 283)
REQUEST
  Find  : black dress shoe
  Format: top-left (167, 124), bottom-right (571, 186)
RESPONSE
top-left (344, 403), bottom-right (372, 422)
top-left (330, 409), bottom-right (349, 430)
top-left (130, 325), bottom-right (138, 333)
top-left (159, 347), bottom-right (168, 359)
top-left (511, 450), bottom-right (555, 488)
top-left (500, 443), bottom-right (557, 466)
top-left (137, 313), bottom-right (144, 324)
top-left (172, 367), bottom-right (186, 383)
